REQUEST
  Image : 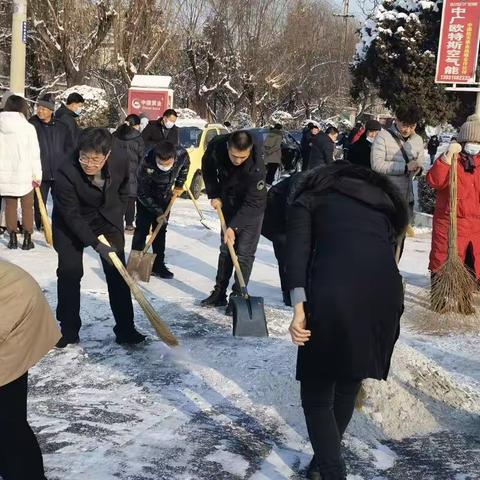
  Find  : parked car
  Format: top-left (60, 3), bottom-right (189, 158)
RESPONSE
top-left (177, 120), bottom-right (229, 198)
top-left (248, 128), bottom-right (303, 173)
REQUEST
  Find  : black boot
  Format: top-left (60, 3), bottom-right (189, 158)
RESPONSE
top-left (115, 328), bottom-right (147, 345)
top-left (152, 264), bottom-right (174, 279)
top-left (201, 288), bottom-right (227, 307)
top-left (56, 335), bottom-right (80, 349)
top-left (22, 232), bottom-right (35, 250)
top-left (7, 232), bottom-right (18, 249)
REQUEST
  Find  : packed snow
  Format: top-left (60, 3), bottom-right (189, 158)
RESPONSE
top-left (1, 196), bottom-right (479, 480)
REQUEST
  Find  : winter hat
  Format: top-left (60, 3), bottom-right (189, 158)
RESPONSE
top-left (37, 94), bottom-right (56, 111)
top-left (365, 119), bottom-right (382, 132)
top-left (458, 114), bottom-right (480, 143)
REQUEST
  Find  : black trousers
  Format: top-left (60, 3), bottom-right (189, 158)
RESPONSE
top-left (0, 372), bottom-right (47, 480)
top-left (301, 378), bottom-right (362, 480)
top-left (53, 226), bottom-right (135, 339)
top-left (215, 220), bottom-right (262, 295)
top-left (125, 197), bottom-right (136, 226)
top-left (266, 163), bottom-right (280, 185)
top-left (34, 180), bottom-right (54, 230)
top-left (131, 201), bottom-right (168, 272)
top-left (270, 233), bottom-right (288, 293)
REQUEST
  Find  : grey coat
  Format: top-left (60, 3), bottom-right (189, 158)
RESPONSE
top-left (371, 124), bottom-right (425, 204)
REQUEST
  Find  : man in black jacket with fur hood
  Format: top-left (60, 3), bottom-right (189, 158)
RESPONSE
top-left (201, 130), bottom-right (267, 314)
top-left (132, 142), bottom-right (190, 279)
top-left (52, 128), bottom-right (146, 348)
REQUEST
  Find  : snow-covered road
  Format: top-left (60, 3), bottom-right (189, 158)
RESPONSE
top-left (1, 196), bottom-right (479, 480)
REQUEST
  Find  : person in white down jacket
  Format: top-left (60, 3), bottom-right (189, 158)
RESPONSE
top-left (0, 95), bottom-right (42, 250)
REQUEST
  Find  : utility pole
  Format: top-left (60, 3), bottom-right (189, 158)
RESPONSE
top-left (9, 0), bottom-right (27, 95)
top-left (333, 0), bottom-right (355, 56)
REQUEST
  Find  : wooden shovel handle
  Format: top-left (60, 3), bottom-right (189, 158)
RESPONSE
top-left (187, 187), bottom-right (206, 221)
top-left (34, 186), bottom-right (53, 247)
top-left (142, 193), bottom-right (178, 255)
top-left (215, 205), bottom-right (248, 291)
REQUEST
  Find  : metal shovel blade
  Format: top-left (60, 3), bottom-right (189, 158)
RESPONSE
top-left (127, 250), bottom-right (157, 283)
top-left (231, 295), bottom-right (268, 337)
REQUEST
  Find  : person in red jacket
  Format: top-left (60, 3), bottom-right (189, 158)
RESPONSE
top-left (427, 114), bottom-right (480, 309)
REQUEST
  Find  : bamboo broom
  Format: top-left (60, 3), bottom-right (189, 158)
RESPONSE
top-left (97, 235), bottom-right (179, 347)
top-left (34, 187), bottom-right (53, 246)
top-left (429, 154), bottom-right (477, 317)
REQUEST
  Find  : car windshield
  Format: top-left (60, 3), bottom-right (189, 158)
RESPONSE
top-left (179, 127), bottom-right (203, 148)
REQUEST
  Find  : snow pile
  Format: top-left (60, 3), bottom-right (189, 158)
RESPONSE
top-left (269, 110), bottom-right (294, 127)
top-left (176, 108), bottom-right (201, 120)
top-left (58, 85), bottom-right (109, 128)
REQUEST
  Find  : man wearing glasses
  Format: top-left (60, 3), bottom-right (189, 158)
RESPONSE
top-left (52, 128), bottom-right (146, 348)
top-left (201, 130), bottom-right (267, 315)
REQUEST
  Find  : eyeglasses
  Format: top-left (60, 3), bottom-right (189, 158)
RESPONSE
top-left (79, 151), bottom-right (110, 167)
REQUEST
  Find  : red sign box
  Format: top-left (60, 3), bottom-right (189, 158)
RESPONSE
top-left (435, 0), bottom-right (480, 84)
top-left (127, 89), bottom-right (170, 120)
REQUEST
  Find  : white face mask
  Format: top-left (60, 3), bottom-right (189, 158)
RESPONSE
top-left (464, 143), bottom-right (480, 156)
top-left (157, 162), bottom-right (173, 172)
top-left (75, 107), bottom-right (83, 117)
top-left (140, 118), bottom-right (149, 131)
top-left (164, 120), bottom-right (175, 129)
top-left (366, 136), bottom-right (374, 144)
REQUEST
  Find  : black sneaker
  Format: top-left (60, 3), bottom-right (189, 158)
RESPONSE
top-left (115, 329), bottom-right (147, 345)
top-left (200, 288), bottom-right (227, 308)
top-left (56, 335), bottom-right (80, 349)
top-left (22, 232), bottom-right (35, 250)
top-left (7, 232), bottom-right (18, 249)
top-left (152, 264), bottom-right (174, 279)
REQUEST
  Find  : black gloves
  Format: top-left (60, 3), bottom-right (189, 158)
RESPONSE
top-left (95, 243), bottom-right (117, 264)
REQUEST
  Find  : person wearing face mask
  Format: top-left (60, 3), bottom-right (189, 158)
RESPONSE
top-left (142, 108), bottom-right (179, 150)
top-left (52, 128), bottom-right (146, 348)
top-left (139, 113), bottom-right (150, 133)
top-left (201, 130), bottom-right (267, 314)
top-left (132, 142), bottom-right (190, 279)
top-left (427, 114), bottom-right (480, 310)
top-left (55, 92), bottom-right (85, 149)
top-left (113, 114), bottom-right (145, 231)
top-left (348, 119), bottom-right (382, 169)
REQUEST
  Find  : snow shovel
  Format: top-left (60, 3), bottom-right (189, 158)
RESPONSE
top-left (186, 187), bottom-right (213, 230)
top-left (98, 235), bottom-right (179, 347)
top-left (215, 205), bottom-right (268, 337)
top-left (34, 186), bottom-right (53, 247)
top-left (127, 194), bottom-right (178, 282)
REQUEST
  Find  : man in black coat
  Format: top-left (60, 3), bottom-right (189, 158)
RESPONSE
top-left (201, 130), bottom-right (267, 314)
top-left (300, 123), bottom-right (319, 170)
top-left (52, 128), bottom-right (146, 348)
top-left (308, 125), bottom-right (339, 169)
top-left (427, 135), bottom-right (440, 164)
top-left (29, 94), bottom-right (72, 230)
top-left (348, 119), bottom-right (382, 169)
top-left (142, 108), bottom-right (179, 150)
top-left (132, 143), bottom-right (190, 279)
top-left (55, 92), bottom-right (84, 149)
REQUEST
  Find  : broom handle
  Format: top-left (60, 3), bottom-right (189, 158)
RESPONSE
top-left (215, 205), bottom-right (248, 292)
top-left (448, 153), bottom-right (458, 255)
top-left (142, 193), bottom-right (178, 255)
top-left (187, 187), bottom-right (206, 221)
top-left (98, 235), bottom-right (136, 288)
top-left (34, 185), bottom-right (53, 246)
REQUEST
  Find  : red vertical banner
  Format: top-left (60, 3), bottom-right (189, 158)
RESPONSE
top-left (435, 0), bottom-right (480, 84)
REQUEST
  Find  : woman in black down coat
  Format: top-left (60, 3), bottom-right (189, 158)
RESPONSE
top-left (113, 114), bottom-right (145, 231)
top-left (286, 162), bottom-right (408, 480)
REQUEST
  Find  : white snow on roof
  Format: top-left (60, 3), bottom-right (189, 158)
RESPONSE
top-left (131, 75), bottom-right (172, 89)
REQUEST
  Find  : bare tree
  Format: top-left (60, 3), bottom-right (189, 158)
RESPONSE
top-left (30, 0), bottom-right (116, 86)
